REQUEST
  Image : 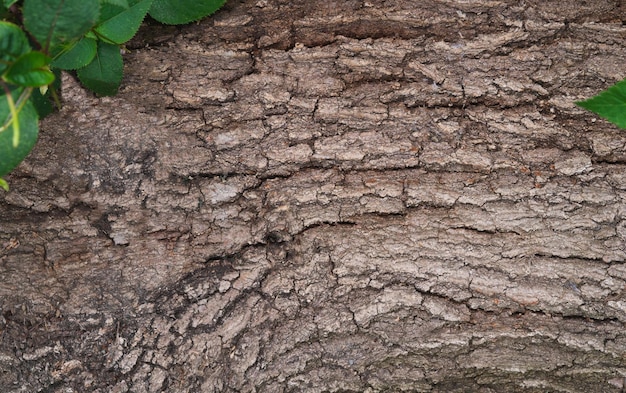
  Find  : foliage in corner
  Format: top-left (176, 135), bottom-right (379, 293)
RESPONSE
top-left (576, 78), bottom-right (626, 130)
top-left (0, 0), bottom-right (227, 191)
top-left (149, 0), bottom-right (227, 25)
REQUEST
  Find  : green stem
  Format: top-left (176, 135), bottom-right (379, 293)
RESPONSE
top-left (4, 86), bottom-right (20, 147)
top-left (0, 83), bottom-right (32, 147)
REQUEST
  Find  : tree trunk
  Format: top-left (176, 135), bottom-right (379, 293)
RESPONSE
top-left (2, 0), bottom-right (626, 391)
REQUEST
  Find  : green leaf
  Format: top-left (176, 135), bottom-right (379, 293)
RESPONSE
top-left (31, 68), bottom-right (62, 118)
top-left (22, 0), bottom-right (100, 54)
top-left (97, 2), bottom-right (126, 25)
top-left (95, 0), bottom-right (154, 44)
top-left (149, 0), bottom-right (227, 25)
top-left (0, 21), bottom-right (31, 75)
top-left (4, 51), bottom-right (55, 87)
top-left (1, 0), bottom-right (16, 18)
top-left (51, 37), bottom-right (97, 70)
top-left (77, 41), bottom-right (123, 96)
top-left (0, 177), bottom-right (8, 191)
top-left (576, 78), bottom-right (626, 129)
top-left (103, 0), bottom-right (129, 7)
top-left (0, 91), bottom-right (39, 178)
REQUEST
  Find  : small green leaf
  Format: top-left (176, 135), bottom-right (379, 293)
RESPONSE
top-left (4, 51), bottom-right (55, 87)
top-left (149, 0), bottom-right (227, 25)
top-left (84, 31), bottom-right (98, 40)
top-left (51, 37), bottom-right (97, 70)
top-left (0, 177), bottom-right (8, 191)
top-left (22, 0), bottom-right (100, 54)
top-left (0, 92), bottom-right (39, 177)
top-left (95, 0), bottom-right (154, 44)
top-left (31, 68), bottom-right (62, 118)
top-left (576, 78), bottom-right (626, 129)
top-left (0, 21), bottom-right (31, 74)
top-left (77, 41), bottom-right (123, 96)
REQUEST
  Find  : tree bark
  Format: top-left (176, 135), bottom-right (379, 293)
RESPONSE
top-left (2, 0), bottom-right (626, 391)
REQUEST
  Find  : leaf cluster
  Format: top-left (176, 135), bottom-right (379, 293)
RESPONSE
top-left (0, 0), bottom-right (226, 190)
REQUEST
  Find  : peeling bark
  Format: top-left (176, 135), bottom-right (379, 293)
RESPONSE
top-left (2, 0), bottom-right (626, 392)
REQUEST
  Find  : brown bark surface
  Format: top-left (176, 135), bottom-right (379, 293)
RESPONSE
top-left (2, 0), bottom-right (626, 392)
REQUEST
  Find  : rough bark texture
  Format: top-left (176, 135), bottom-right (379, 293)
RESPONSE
top-left (2, 0), bottom-right (626, 392)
